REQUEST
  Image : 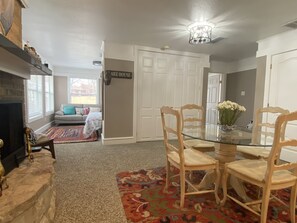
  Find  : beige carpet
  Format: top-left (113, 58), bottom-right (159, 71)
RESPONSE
top-left (54, 140), bottom-right (165, 223)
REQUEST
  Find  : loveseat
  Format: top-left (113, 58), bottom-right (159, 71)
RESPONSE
top-left (54, 104), bottom-right (101, 125)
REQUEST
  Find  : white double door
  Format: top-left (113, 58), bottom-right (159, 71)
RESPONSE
top-left (137, 50), bottom-right (204, 141)
top-left (267, 50), bottom-right (297, 161)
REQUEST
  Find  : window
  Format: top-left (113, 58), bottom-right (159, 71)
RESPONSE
top-left (69, 78), bottom-right (98, 104)
top-left (27, 75), bottom-right (43, 120)
top-left (45, 76), bottom-right (54, 113)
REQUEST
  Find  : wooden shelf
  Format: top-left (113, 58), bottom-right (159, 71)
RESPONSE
top-left (0, 35), bottom-right (52, 78)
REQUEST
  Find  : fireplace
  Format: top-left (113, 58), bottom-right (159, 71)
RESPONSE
top-left (0, 101), bottom-right (26, 174)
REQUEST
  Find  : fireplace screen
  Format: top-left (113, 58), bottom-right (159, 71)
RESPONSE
top-left (0, 101), bottom-right (25, 173)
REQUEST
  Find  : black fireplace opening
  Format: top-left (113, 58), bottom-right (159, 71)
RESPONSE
top-left (0, 101), bottom-right (26, 174)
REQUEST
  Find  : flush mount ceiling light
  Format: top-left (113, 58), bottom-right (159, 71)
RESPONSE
top-left (92, 60), bottom-right (101, 66)
top-left (187, 21), bottom-right (214, 44)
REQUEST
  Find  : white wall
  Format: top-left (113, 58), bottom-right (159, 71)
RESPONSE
top-left (257, 29), bottom-right (297, 108)
top-left (210, 57), bottom-right (256, 74)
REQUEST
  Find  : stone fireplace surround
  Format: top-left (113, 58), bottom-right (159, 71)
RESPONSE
top-left (0, 72), bottom-right (56, 222)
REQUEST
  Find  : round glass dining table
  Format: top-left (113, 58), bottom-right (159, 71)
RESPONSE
top-left (182, 124), bottom-right (272, 201)
top-left (182, 124), bottom-right (272, 164)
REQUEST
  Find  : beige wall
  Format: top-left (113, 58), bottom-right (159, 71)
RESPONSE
top-left (104, 59), bottom-right (134, 138)
top-left (253, 56), bottom-right (267, 120)
top-left (226, 69), bottom-right (256, 126)
top-left (54, 76), bottom-right (68, 111)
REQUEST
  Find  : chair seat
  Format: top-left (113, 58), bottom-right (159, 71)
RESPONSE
top-left (168, 148), bottom-right (217, 167)
top-left (33, 134), bottom-right (51, 145)
top-left (237, 146), bottom-right (270, 159)
top-left (228, 159), bottom-right (297, 184)
top-left (184, 139), bottom-right (214, 148)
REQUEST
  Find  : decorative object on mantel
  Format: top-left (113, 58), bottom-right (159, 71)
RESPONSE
top-left (24, 41), bottom-right (42, 64)
top-left (0, 0), bottom-right (14, 36)
top-left (0, 139), bottom-right (8, 196)
top-left (217, 100), bottom-right (246, 131)
top-left (187, 21), bottom-right (214, 44)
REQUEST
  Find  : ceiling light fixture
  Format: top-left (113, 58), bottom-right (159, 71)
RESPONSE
top-left (187, 21), bottom-right (214, 44)
top-left (92, 60), bottom-right (101, 66)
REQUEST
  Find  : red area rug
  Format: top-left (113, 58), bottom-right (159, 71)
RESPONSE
top-left (116, 167), bottom-right (296, 223)
top-left (46, 125), bottom-right (98, 144)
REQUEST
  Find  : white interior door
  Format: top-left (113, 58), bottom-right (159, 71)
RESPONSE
top-left (206, 73), bottom-right (222, 124)
top-left (268, 50), bottom-right (297, 162)
top-left (137, 50), bottom-right (203, 141)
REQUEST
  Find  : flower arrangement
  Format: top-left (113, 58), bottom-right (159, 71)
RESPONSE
top-left (217, 100), bottom-right (246, 126)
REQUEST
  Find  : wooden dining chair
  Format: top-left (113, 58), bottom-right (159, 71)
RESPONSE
top-left (221, 111), bottom-right (297, 223)
top-left (160, 106), bottom-right (220, 208)
top-left (24, 127), bottom-right (56, 159)
top-left (237, 106), bottom-right (289, 160)
top-left (180, 104), bottom-right (215, 152)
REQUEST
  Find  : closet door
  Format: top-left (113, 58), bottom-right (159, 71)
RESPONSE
top-left (137, 50), bottom-right (203, 141)
top-left (268, 50), bottom-right (297, 161)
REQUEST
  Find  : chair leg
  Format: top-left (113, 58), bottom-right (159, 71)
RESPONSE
top-left (214, 163), bottom-right (221, 204)
top-left (260, 187), bottom-right (270, 223)
top-left (290, 184), bottom-right (297, 223)
top-left (49, 140), bottom-right (56, 159)
top-left (165, 160), bottom-right (170, 191)
top-left (221, 165), bottom-right (229, 205)
top-left (180, 167), bottom-right (186, 208)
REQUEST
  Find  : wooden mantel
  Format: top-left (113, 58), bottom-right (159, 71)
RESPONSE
top-left (0, 0), bottom-right (52, 78)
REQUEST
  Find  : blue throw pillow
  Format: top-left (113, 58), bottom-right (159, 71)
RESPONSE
top-left (63, 106), bottom-right (75, 115)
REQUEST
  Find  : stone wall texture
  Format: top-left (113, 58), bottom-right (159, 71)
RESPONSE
top-left (0, 151), bottom-right (56, 223)
top-left (0, 71), bottom-right (24, 101)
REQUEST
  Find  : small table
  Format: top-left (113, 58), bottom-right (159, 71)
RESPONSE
top-left (182, 124), bottom-right (271, 201)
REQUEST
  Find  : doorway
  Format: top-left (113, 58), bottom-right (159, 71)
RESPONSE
top-left (206, 73), bottom-right (225, 124)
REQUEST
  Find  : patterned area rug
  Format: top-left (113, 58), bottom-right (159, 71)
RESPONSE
top-left (116, 167), bottom-right (296, 223)
top-left (46, 125), bottom-right (98, 144)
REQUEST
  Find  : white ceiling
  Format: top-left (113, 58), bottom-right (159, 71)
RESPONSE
top-left (22, 0), bottom-right (297, 71)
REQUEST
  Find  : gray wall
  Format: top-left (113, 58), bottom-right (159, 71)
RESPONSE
top-left (54, 76), bottom-right (68, 111)
top-left (226, 69), bottom-right (256, 126)
top-left (104, 59), bottom-right (134, 138)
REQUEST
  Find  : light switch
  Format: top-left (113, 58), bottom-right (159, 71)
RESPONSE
top-left (241, 90), bottom-right (245, 96)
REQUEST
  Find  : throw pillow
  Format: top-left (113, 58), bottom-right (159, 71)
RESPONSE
top-left (89, 107), bottom-right (100, 113)
top-left (63, 106), bottom-right (76, 115)
top-left (28, 128), bottom-right (37, 145)
top-left (75, 107), bottom-right (83, 115)
top-left (83, 107), bottom-right (90, 115)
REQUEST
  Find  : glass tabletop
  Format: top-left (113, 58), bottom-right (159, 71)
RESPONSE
top-left (182, 124), bottom-right (272, 147)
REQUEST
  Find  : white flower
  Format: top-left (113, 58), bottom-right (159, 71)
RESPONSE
top-left (217, 100), bottom-right (246, 125)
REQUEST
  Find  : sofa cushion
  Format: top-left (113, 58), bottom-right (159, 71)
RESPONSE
top-left (75, 107), bottom-right (84, 115)
top-left (55, 115), bottom-right (84, 121)
top-left (60, 104), bottom-right (83, 111)
top-left (89, 107), bottom-right (100, 113)
top-left (83, 107), bottom-right (90, 115)
top-left (63, 105), bottom-right (76, 115)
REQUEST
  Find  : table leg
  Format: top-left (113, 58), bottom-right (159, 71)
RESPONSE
top-left (197, 143), bottom-right (250, 202)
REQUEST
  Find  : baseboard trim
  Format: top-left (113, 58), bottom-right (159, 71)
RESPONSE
top-left (102, 136), bottom-right (136, 145)
top-left (35, 121), bottom-right (54, 134)
top-left (280, 148), bottom-right (297, 162)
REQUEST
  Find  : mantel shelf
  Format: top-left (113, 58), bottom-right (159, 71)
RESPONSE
top-left (0, 35), bottom-right (52, 79)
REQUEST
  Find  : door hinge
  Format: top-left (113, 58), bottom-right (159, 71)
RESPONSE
top-left (270, 64), bottom-right (272, 69)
